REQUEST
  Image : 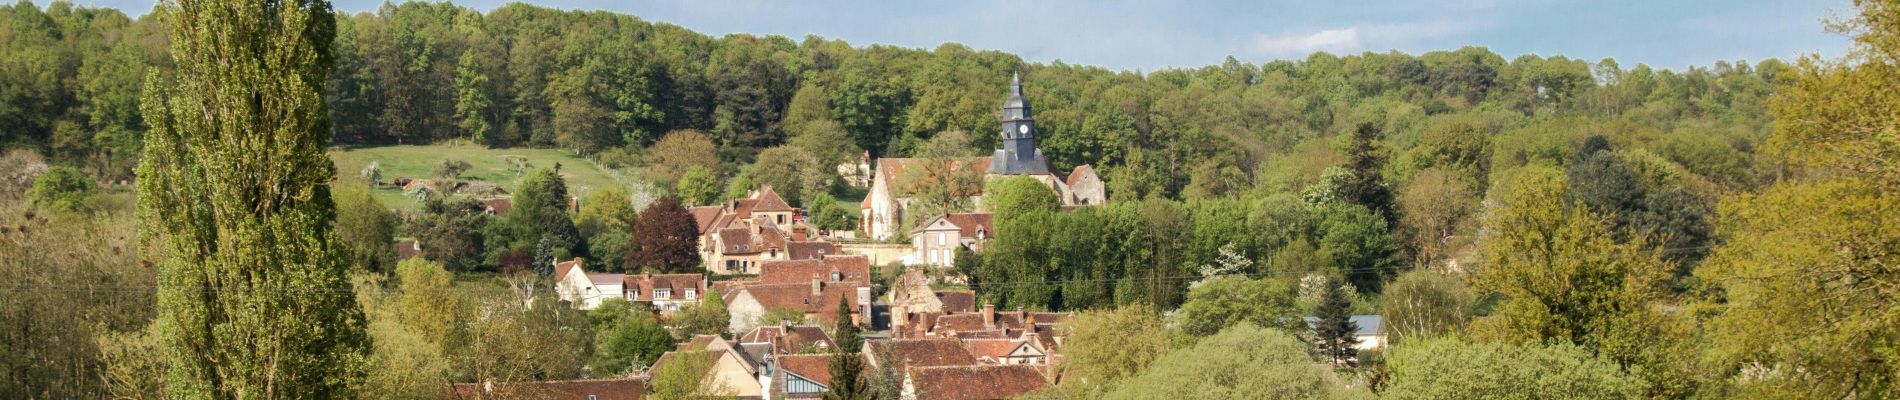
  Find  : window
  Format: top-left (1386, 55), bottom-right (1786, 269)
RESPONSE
top-left (938, 233), bottom-right (947, 246)
top-left (686, 289), bottom-right (698, 300)
top-left (589, 395), bottom-right (597, 400)
top-left (656, 289), bottom-right (671, 300)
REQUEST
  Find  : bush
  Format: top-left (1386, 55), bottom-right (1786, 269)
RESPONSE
top-left (27, 166), bottom-right (96, 212)
top-left (1380, 338), bottom-right (1643, 399)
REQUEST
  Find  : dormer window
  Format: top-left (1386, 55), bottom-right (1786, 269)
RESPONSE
top-left (685, 289), bottom-right (698, 300)
top-left (656, 289), bottom-right (671, 300)
top-left (831, 272), bottom-right (842, 282)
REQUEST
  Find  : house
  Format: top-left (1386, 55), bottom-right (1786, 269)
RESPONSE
top-left (785, 241), bottom-right (840, 261)
top-left (908, 213), bottom-right (994, 267)
top-left (959, 337), bottom-right (1048, 365)
top-left (859, 75), bottom-right (1104, 240)
top-left (624, 273), bottom-right (710, 315)
top-left (722, 280), bottom-right (870, 335)
top-left (757, 255), bottom-right (871, 286)
top-left (739, 322), bottom-right (837, 355)
top-left (479, 198), bottom-right (511, 215)
top-left (1304, 315), bottom-right (1387, 352)
top-left (393, 239), bottom-right (422, 261)
top-left (553, 258), bottom-right (707, 313)
top-left (693, 185), bottom-right (802, 274)
top-left (766, 354), bottom-right (833, 399)
top-left (552, 258), bottom-right (622, 310)
top-left (863, 338), bottom-right (980, 373)
top-left (901, 364), bottom-right (1048, 400)
top-left (646, 348), bottom-right (763, 399)
top-left (446, 378), bottom-right (643, 400)
top-left (888, 269), bottom-right (978, 334)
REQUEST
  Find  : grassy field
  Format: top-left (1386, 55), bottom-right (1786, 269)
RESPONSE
top-left (330, 144), bottom-right (642, 211)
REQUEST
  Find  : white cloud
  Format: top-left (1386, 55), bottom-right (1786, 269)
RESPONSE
top-left (1250, 28), bottom-right (1364, 58)
top-left (1249, 20), bottom-right (1485, 59)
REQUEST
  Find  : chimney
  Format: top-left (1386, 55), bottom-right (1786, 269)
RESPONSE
top-left (811, 278), bottom-right (823, 296)
top-left (982, 302), bottom-right (996, 329)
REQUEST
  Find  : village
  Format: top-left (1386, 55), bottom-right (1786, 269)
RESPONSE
top-left (435, 76), bottom-right (1384, 400)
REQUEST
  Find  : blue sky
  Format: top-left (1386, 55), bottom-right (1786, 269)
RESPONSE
top-left (83, 0), bottom-right (1853, 72)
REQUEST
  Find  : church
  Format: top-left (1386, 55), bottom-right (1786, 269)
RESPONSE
top-left (860, 74), bottom-right (1105, 240)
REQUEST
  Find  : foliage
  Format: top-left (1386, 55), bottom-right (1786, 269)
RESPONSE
top-left (26, 165), bottom-right (94, 212)
top-left (675, 165), bottom-right (721, 206)
top-left (749, 145), bottom-right (829, 206)
top-left (648, 350), bottom-right (732, 400)
top-left (1174, 276), bottom-right (1301, 338)
top-left (647, 130), bottom-right (721, 186)
top-left (805, 192), bottom-right (858, 231)
top-left (1695, 179), bottom-right (1900, 398)
top-left (135, 0), bottom-right (370, 396)
top-left (1379, 270), bottom-right (1472, 344)
top-left (1312, 277), bottom-right (1361, 364)
top-left (0, 201), bottom-right (151, 398)
top-left (1052, 304), bottom-right (1171, 396)
top-left (755, 307), bottom-right (808, 327)
top-left (1380, 338), bottom-right (1644, 399)
top-left (489, 167), bottom-right (586, 265)
top-left (1104, 323), bottom-right (1356, 400)
top-left (672, 287), bottom-right (730, 338)
top-left (464, 285), bottom-right (590, 383)
top-left (412, 196), bottom-right (490, 273)
top-left (627, 196), bottom-right (702, 272)
top-left (980, 175), bottom-right (1059, 223)
top-left (824, 297), bottom-right (868, 400)
top-left (394, 258), bottom-right (465, 349)
top-left (335, 183), bottom-right (397, 273)
top-left (1396, 168), bottom-right (1477, 268)
top-left (588, 304), bottom-right (675, 376)
top-left (432, 159), bottom-right (472, 181)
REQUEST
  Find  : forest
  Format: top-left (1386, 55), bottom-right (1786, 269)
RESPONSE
top-left (1, 0), bottom-right (1897, 399)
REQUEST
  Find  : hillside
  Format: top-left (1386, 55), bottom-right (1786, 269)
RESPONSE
top-left (330, 144), bottom-right (643, 210)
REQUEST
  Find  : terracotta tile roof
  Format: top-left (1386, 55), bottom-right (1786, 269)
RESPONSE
top-left (732, 198), bottom-right (759, 219)
top-left (718, 228), bottom-right (759, 254)
top-left (393, 239), bottom-right (421, 261)
top-left (960, 339), bottom-right (1030, 361)
top-left (690, 206), bottom-right (723, 233)
top-left (951, 330), bottom-right (1008, 340)
top-left (758, 256), bottom-right (871, 285)
top-left (730, 282), bottom-right (866, 320)
top-left (760, 224), bottom-right (788, 250)
top-left (553, 258), bottom-right (584, 281)
top-left (872, 338), bottom-right (978, 369)
top-left (936, 291), bottom-right (976, 314)
top-left (624, 273), bottom-right (706, 301)
top-left (739, 325), bottom-right (786, 344)
top-left (778, 325), bottom-right (836, 354)
top-left (776, 354), bottom-right (834, 387)
top-left (786, 241), bottom-right (840, 260)
top-left (448, 378), bottom-right (644, 400)
top-left (906, 365), bottom-right (1046, 400)
top-left (753, 184), bottom-right (796, 212)
top-left (1065, 164), bottom-right (1095, 187)
top-left (940, 213), bottom-right (995, 239)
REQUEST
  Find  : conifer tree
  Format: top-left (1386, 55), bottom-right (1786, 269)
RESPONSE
top-left (1313, 278), bottom-right (1360, 365)
top-left (135, 0), bottom-right (368, 396)
top-left (824, 297), bottom-right (868, 400)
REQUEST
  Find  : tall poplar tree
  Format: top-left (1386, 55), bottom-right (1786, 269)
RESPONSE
top-left (135, 0), bottom-right (369, 397)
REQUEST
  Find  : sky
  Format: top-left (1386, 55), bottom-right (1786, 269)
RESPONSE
top-left (81, 0), bottom-right (1855, 72)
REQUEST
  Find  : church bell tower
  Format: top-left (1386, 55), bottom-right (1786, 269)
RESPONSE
top-left (988, 73), bottom-right (1052, 175)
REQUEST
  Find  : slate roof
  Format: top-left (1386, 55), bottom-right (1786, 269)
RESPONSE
top-left (448, 378), bottom-right (644, 400)
top-left (1302, 315), bottom-right (1384, 335)
top-left (906, 364), bottom-right (1046, 400)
